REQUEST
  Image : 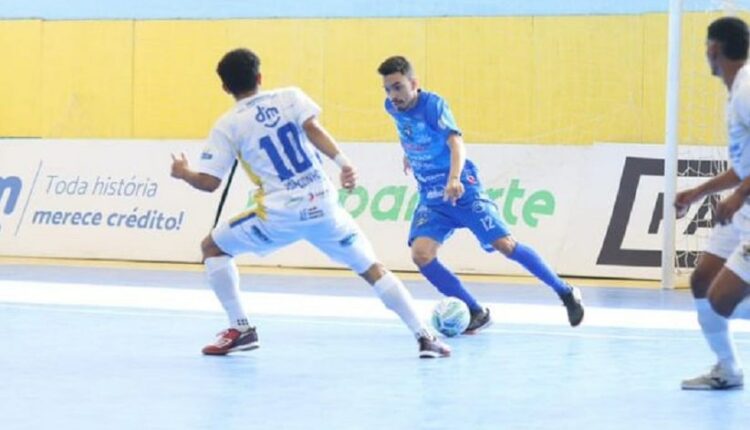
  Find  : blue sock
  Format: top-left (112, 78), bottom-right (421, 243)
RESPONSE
top-left (419, 259), bottom-right (481, 312)
top-left (508, 243), bottom-right (571, 296)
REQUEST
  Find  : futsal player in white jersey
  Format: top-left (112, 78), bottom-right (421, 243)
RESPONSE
top-left (675, 17), bottom-right (750, 389)
top-left (171, 48), bottom-right (450, 359)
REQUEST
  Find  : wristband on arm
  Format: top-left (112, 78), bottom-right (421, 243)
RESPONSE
top-left (334, 153), bottom-right (352, 168)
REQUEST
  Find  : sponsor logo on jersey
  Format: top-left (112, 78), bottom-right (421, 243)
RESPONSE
top-left (299, 206), bottom-right (324, 221)
top-left (400, 124), bottom-right (412, 138)
top-left (284, 170), bottom-right (322, 191)
top-left (255, 105), bottom-right (281, 128)
top-left (416, 172), bottom-right (445, 183)
top-left (425, 187), bottom-right (444, 200)
top-left (308, 190), bottom-right (327, 201)
top-left (285, 196), bottom-right (304, 207)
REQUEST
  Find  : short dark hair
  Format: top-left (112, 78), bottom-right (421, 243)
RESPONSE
top-left (217, 48), bottom-right (261, 95)
top-left (708, 17), bottom-right (749, 60)
top-left (377, 56), bottom-right (414, 77)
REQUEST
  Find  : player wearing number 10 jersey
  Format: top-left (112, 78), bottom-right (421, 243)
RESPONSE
top-left (170, 48), bottom-right (450, 359)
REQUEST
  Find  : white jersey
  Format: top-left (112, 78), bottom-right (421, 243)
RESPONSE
top-left (700, 65), bottom-right (750, 279)
top-left (198, 87), bottom-right (338, 222)
top-left (727, 65), bottom-right (750, 179)
top-left (726, 65), bottom-right (750, 218)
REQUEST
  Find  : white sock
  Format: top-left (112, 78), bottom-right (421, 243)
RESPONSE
top-left (205, 256), bottom-right (250, 331)
top-left (696, 298), bottom-right (741, 373)
top-left (730, 296), bottom-right (750, 320)
top-left (373, 272), bottom-right (431, 339)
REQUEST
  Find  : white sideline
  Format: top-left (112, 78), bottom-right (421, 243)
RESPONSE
top-left (1, 279), bottom-right (750, 332)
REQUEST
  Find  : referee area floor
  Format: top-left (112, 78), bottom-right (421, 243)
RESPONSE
top-left (1, 259), bottom-right (749, 430)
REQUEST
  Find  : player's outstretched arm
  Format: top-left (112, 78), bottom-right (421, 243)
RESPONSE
top-left (675, 169), bottom-right (741, 219)
top-left (302, 117), bottom-right (357, 191)
top-left (170, 153), bottom-right (222, 192)
top-left (695, 168), bottom-right (741, 196)
top-left (675, 169), bottom-right (741, 217)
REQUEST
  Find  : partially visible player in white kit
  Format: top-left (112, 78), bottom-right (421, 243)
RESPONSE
top-left (170, 48), bottom-right (450, 359)
top-left (675, 17), bottom-right (750, 390)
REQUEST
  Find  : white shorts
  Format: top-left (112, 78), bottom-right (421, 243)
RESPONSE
top-left (705, 221), bottom-right (740, 260)
top-left (211, 205), bottom-right (378, 274)
top-left (724, 211), bottom-right (750, 283)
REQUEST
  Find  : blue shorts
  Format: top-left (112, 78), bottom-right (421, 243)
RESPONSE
top-left (408, 197), bottom-right (510, 252)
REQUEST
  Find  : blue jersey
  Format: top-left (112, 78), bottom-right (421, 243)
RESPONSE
top-left (385, 90), bottom-right (482, 205)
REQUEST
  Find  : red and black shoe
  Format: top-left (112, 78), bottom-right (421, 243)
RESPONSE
top-left (202, 327), bottom-right (259, 356)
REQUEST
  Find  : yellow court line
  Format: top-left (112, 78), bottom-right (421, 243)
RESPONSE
top-left (0, 256), bottom-right (671, 290)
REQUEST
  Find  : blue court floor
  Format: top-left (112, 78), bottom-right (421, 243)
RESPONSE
top-left (1, 263), bottom-right (749, 430)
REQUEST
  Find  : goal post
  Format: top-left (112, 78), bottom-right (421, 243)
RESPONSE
top-left (662, 0), bottom-right (683, 290)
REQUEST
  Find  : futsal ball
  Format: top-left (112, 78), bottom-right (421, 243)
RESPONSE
top-left (430, 297), bottom-right (471, 337)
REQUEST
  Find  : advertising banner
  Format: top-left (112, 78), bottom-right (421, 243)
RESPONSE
top-left (0, 139), bottom-right (728, 280)
top-left (0, 139), bottom-right (217, 261)
top-left (565, 144), bottom-right (727, 279)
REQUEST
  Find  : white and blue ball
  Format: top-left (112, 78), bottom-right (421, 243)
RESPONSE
top-left (430, 297), bottom-right (471, 337)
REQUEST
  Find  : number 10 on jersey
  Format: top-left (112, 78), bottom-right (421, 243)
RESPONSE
top-left (259, 122), bottom-right (312, 181)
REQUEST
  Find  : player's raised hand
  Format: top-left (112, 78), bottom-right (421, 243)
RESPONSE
top-left (170, 152), bottom-right (189, 180)
top-left (340, 165), bottom-right (358, 192)
top-left (443, 176), bottom-right (464, 206)
top-left (674, 189), bottom-right (698, 219)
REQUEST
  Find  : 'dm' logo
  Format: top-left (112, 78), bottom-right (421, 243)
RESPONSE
top-left (0, 176), bottom-right (23, 215)
top-left (255, 105), bottom-right (280, 128)
top-left (597, 157), bottom-right (725, 269)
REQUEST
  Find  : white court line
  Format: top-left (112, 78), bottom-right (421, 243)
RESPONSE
top-left (3, 302), bottom-right (750, 344)
top-left (1, 279), bottom-right (750, 332)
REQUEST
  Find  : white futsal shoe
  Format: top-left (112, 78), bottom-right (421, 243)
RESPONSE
top-left (681, 363), bottom-right (744, 390)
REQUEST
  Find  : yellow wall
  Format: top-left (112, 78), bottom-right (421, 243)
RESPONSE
top-left (0, 14), bottom-right (741, 145)
top-left (41, 21), bottom-right (134, 137)
top-left (426, 17), bottom-right (534, 143)
top-left (0, 20), bottom-right (41, 136)
top-left (134, 19), bottom-right (361, 138)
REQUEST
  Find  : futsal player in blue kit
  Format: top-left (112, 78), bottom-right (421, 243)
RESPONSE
top-left (377, 56), bottom-right (584, 332)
